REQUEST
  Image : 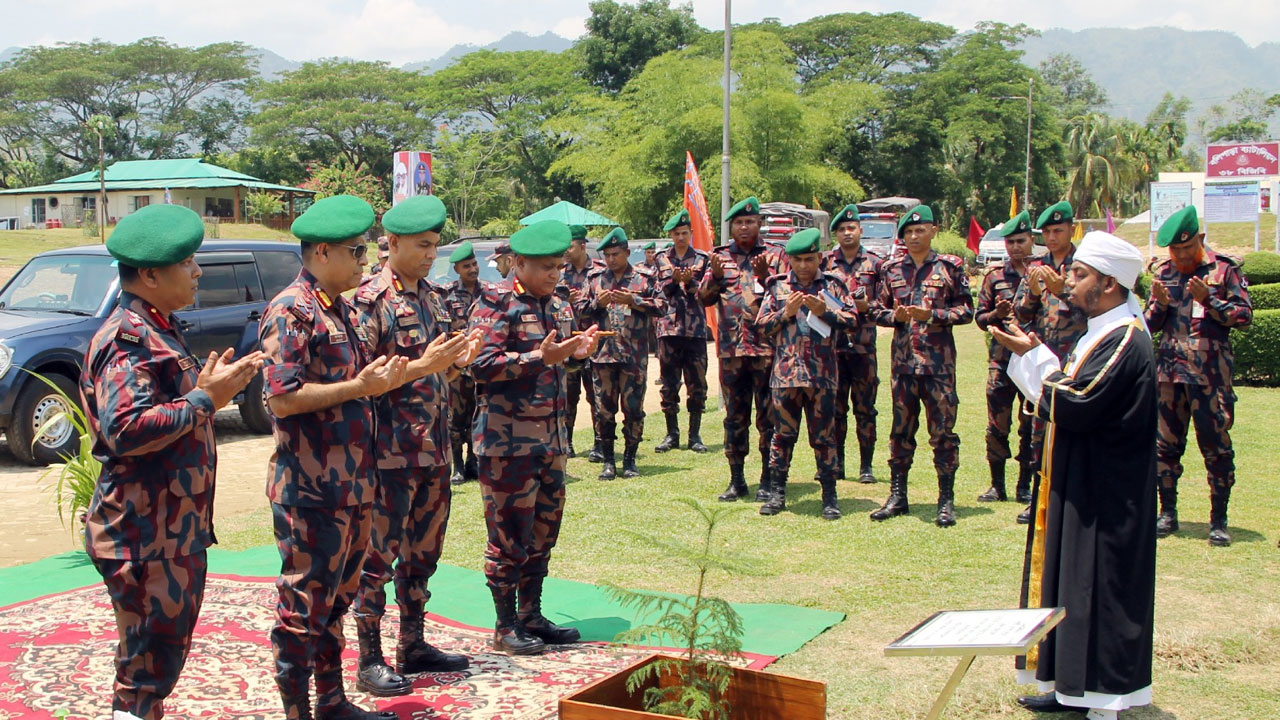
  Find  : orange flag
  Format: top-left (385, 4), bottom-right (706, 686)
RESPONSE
top-left (683, 150), bottom-right (717, 342)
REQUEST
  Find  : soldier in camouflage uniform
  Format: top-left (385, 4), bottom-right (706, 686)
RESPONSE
top-left (82, 205), bottom-right (264, 720)
top-left (445, 241), bottom-right (486, 485)
top-left (259, 195), bottom-right (408, 720)
top-left (492, 240), bottom-right (514, 279)
top-left (368, 235), bottom-right (390, 276)
top-left (823, 204), bottom-right (883, 483)
top-left (756, 228), bottom-right (857, 519)
top-left (639, 240), bottom-right (660, 356)
top-left (350, 197), bottom-right (480, 696)
top-left (653, 210), bottom-right (711, 454)
top-left (698, 196), bottom-right (784, 501)
top-left (585, 227), bottom-right (663, 479)
top-left (469, 220), bottom-right (600, 656)
top-left (1146, 205), bottom-right (1253, 547)
top-left (871, 206), bottom-right (974, 527)
top-left (561, 225), bottom-right (606, 460)
top-left (1012, 201), bottom-right (1089, 523)
top-left (975, 212), bottom-right (1036, 503)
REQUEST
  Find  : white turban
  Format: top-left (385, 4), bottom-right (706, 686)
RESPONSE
top-left (1074, 231), bottom-right (1147, 327)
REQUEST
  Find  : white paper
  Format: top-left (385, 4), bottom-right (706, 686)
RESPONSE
top-left (893, 608), bottom-right (1058, 649)
top-left (1191, 301), bottom-right (1205, 319)
top-left (752, 280), bottom-right (764, 294)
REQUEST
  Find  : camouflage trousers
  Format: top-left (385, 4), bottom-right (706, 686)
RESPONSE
top-left (448, 374), bottom-right (476, 450)
top-left (566, 362), bottom-right (598, 440)
top-left (1156, 381), bottom-right (1236, 492)
top-left (592, 362), bottom-right (647, 446)
top-left (657, 336), bottom-right (709, 415)
top-left (986, 367), bottom-right (1034, 465)
top-left (270, 502), bottom-right (371, 706)
top-left (769, 386), bottom-right (839, 478)
top-left (888, 373), bottom-right (960, 475)
top-left (480, 454), bottom-right (567, 591)
top-left (353, 465), bottom-right (452, 620)
top-left (92, 551), bottom-right (207, 720)
top-left (834, 350), bottom-right (879, 452)
top-left (718, 355), bottom-right (774, 463)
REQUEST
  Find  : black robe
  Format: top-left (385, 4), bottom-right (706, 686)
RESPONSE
top-left (1020, 318), bottom-right (1158, 699)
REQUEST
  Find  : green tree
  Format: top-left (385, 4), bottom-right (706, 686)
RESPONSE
top-left (783, 12), bottom-right (954, 86)
top-left (1038, 53), bottom-right (1109, 118)
top-left (1198, 88), bottom-right (1279, 143)
top-left (577, 0), bottom-right (705, 93)
top-left (431, 124), bottom-right (516, 233)
top-left (300, 161), bottom-right (389, 215)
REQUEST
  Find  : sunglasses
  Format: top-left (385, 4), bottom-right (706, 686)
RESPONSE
top-left (335, 243), bottom-right (369, 260)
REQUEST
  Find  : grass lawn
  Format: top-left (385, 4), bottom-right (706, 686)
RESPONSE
top-left (212, 323), bottom-right (1280, 720)
top-left (1114, 214), bottom-right (1278, 256)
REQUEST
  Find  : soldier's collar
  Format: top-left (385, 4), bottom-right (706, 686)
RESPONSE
top-left (386, 267), bottom-right (424, 297)
top-left (121, 292), bottom-right (173, 332)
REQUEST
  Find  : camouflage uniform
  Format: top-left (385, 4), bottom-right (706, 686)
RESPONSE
top-left (637, 258), bottom-right (660, 354)
top-left (585, 263), bottom-right (663, 474)
top-left (823, 246), bottom-right (883, 480)
top-left (81, 293), bottom-right (217, 720)
top-left (755, 271), bottom-right (856, 515)
top-left (1145, 250), bottom-right (1252, 537)
top-left (872, 251), bottom-right (973, 518)
top-left (561, 257), bottom-right (605, 455)
top-left (259, 269), bottom-right (377, 716)
top-left (699, 240), bottom-right (784, 498)
top-left (975, 261), bottom-right (1035, 499)
top-left (351, 267), bottom-right (464, 679)
top-left (653, 245), bottom-right (711, 449)
top-left (445, 277), bottom-right (485, 481)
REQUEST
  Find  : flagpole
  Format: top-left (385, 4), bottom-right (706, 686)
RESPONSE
top-left (720, 0), bottom-right (731, 245)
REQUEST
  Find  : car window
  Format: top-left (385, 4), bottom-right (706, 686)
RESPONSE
top-left (197, 263), bottom-right (261, 308)
top-left (255, 251), bottom-right (303, 298)
top-left (861, 221), bottom-right (897, 240)
top-left (0, 255), bottom-right (117, 314)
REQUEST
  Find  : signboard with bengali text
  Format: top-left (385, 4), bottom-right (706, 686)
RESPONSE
top-left (1205, 142), bottom-right (1279, 178)
top-left (1204, 181), bottom-right (1260, 224)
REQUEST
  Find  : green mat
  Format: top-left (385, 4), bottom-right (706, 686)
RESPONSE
top-left (0, 548), bottom-right (843, 659)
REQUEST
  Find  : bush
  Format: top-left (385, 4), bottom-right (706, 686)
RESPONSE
top-left (1240, 252), bottom-right (1280, 285)
top-left (934, 231), bottom-right (976, 265)
top-left (1247, 282), bottom-right (1280, 310)
top-left (1232, 308), bottom-right (1280, 386)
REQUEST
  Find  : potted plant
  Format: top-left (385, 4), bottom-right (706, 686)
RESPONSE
top-left (559, 498), bottom-right (826, 720)
top-left (30, 371), bottom-right (100, 529)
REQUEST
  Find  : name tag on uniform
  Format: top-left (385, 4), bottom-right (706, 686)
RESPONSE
top-left (178, 356), bottom-right (196, 371)
top-left (397, 315), bottom-right (418, 327)
top-left (777, 286), bottom-right (792, 298)
top-left (120, 332), bottom-right (141, 344)
top-left (520, 313), bottom-right (538, 323)
top-left (330, 332), bottom-right (348, 344)
top-left (890, 278), bottom-right (906, 288)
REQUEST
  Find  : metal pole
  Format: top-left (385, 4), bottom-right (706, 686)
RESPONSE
top-left (720, 0), bottom-right (731, 245)
top-left (1023, 77), bottom-right (1033, 212)
top-left (98, 129), bottom-right (106, 244)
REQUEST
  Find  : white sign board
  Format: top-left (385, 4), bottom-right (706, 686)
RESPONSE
top-left (885, 607), bottom-right (1065, 657)
top-left (1149, 182), bottom-right (1194, 232)
top-left (1204, 181), bottom-right (1260, 224)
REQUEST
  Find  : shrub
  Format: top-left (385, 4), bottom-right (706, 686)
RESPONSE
top-left (1240, 252), bottom-right (1280, 285)
top-left (933, 231), bottom-right (976, 265)
top-left (1232, 308), bottom-right (1280, 386)
top-left (1247, 282), bottom-right (1280, 311)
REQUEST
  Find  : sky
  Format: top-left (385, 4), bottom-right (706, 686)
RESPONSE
top-left (1, 0), bottom-right (1276, 65)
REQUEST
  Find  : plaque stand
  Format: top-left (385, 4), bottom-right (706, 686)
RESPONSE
top-left (884, 607), bottom-right (1065, 720)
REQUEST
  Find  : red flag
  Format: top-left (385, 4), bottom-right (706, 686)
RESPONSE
top-left (683, 151), bottom-right (717, 341)
top-left (967, 217), bottom-right (985, 255)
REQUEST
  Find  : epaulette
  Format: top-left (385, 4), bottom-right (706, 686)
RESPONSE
top-left (820, 270), bottom-right (844, 283)
top-left (635, 264), bottom-right (655, 276)
top-left (587, 265), bottom-right (609, 277)
top-left (353, 276), bottom-right (389, 305)
top-left (764, 272), bottom-right (789, 287)
top-left (881, 253), bottom-right (908, 268)
top-left (481, 283), bottom-right (511, 304)
top-left (1216, 252), bottom-right (1242, 267)
top-left (937, 253), bottom-right (964, 268)
top-left (117, 310), bottom-right (147, 344)
top-left (285, 293), bottom-right (314, 323)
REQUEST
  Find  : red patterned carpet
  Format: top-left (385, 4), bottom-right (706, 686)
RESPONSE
top-left (0, 575), bottom-right (773, 719)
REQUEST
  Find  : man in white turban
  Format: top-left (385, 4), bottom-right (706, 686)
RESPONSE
top-left (992, 232), bottom-right (1159, 720)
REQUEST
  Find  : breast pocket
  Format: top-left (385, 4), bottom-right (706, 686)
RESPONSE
top-left (512, 321), bottom-right (547, 351)
top-left (393, 325), bottom-right (427, 354)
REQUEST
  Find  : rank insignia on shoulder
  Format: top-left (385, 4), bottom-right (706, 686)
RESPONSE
top-left (118, 331), bottom-right (141, 344)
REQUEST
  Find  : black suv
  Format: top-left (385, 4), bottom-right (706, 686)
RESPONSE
top-left (0, 240), bottom-right (302, 465)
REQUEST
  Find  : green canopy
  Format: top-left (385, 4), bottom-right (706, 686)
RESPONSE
top-left (519, 200), bottom-right (618, 227)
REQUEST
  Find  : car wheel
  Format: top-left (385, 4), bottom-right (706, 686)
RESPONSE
top-left (238, 371), bottom-right (272, 434)
top-left (10, 373), bottom-right (80, 466)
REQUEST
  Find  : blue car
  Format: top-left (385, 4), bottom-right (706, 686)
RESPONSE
top-left (0, 240), bottom-right (302, 465)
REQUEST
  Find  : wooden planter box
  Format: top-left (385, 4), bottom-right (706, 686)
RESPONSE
top-left (560, 653), bottom-right (826, 719)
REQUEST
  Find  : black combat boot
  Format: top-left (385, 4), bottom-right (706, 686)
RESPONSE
top-left (753, 465), bottom-right (772, 502)
top-left (316, 670), bottom-right (398, 720)
top-left (870, 469), bottom-right (909, 521)
top-left (935, 474), bottom-right (957, 527)
top-left (518, 575), bottom-right (582, 644)
top-left (978, 461), bottom-right (1008, 502)
top-left (622, 443), bottom-right (640, 478)
top-left (1208, 488), bottom-right (1232, 547)
top-left (820, 475), bottom-right (841, 520)
top-left (490, 586), bottom-right (545, 655)
top-left (587, 437), bottom-right (605, 463)
top-left (1015, 464), bottom-right (1034, 503)
top-left (718, 463), bottom-right (748, 501)
top-left (449, 443), bottom-right (466, 485)
top-left (1156, 484), bottom-right (1179, 538)
top-left (858, 443), bottom-right (877, 484)
top-left (655, 413), bottom-right (679, 453)
top-left (463, 445), bottom-right (478, 480)
top-left (687, 413), bottom-right (709, 453)
top-left (281, 693), bottom-right (314, 720)
top-left (597, 441), bottom-right (616, 480)
top-left (760, 470), bottom-right (787, 516)
top-left (354, 617), bottom-right (412, 696)
top-left (397, 601), bottom-right (469, 674)
top-left (566, 430), bottom-right (576, 458)
top-left (1017, 503), bottom-right (1032, 524)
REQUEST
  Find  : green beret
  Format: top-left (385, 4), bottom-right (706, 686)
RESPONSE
top-left (107, 204), bottom-right (205, 268)
top-left (597, 227), bottom-right (629, 252)
top-left (642, 241), bottom-right (656, 251)
top-left (663, 210), bottom-right (691, 232)
top-left (509, 221), bottom-right (571, 257)
top-left (1157, 205), bottom-right (1200, 248)
top-left (382, 195), bottom-right (446, 235)
top-left (830, 204), bottom-right (861, 231)
top-left (896, 205), bottom-right (934, 238)
top-left (664, 242), bottom-right (673, 249)
top-left (723, 196), bottom-right (761, 223)
top-left (568, 224), bottom-right (588, 241)
top-left (291, 195), bottom-right (375, 243)
top-left (1035, 201), bottom-right (1073, 229)
top-left (1000, 210), bottom-right (1032, 238)
top-left (449, 241), bottom-right (475, 263)
top-left (784, 227), bottom-right (821, 256)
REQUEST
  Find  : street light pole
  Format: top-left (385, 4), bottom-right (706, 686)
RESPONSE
top-left (997, 79), bottom-right (1034, 213)
top-left (720, 0), bottom-right (731, 244)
